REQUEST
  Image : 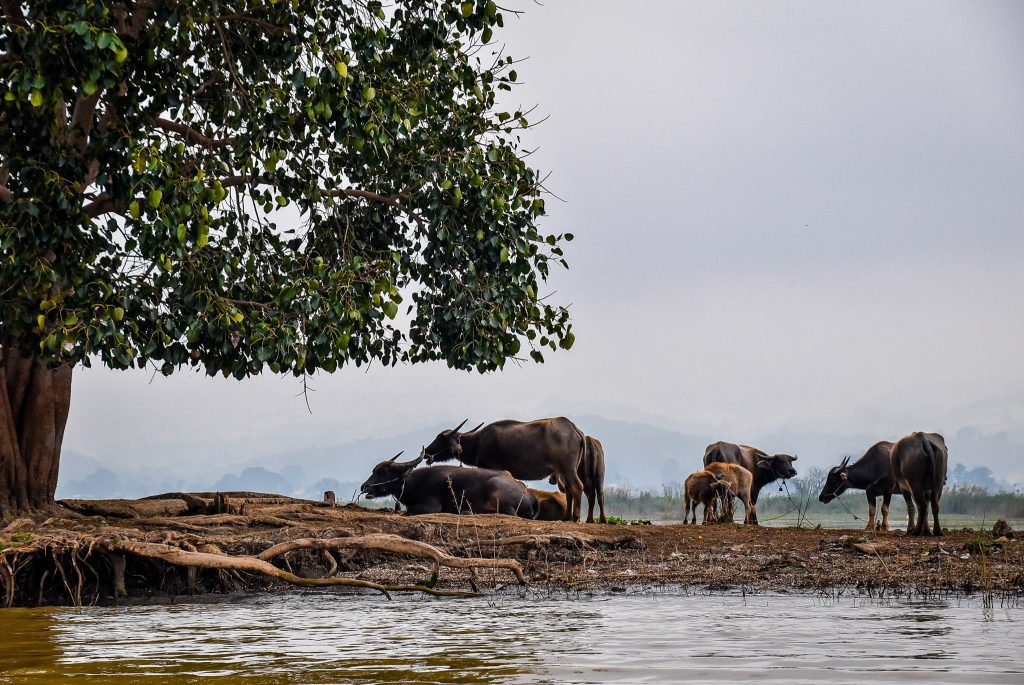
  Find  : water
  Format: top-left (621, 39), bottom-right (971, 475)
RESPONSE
top-left (1, 593), bottom-right (1021, 684)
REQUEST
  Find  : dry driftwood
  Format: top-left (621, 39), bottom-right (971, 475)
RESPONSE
top-left (59, 498), bottom-right (190, 519)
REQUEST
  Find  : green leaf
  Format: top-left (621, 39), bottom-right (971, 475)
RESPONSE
top-left (383, 301), bottom-right (398, 319)
top-left (499, 246), bottom-right (509, 263)
top-left (113, 307), bottom-right (125, 321)
top-left (29, 90), bottom-right (43, 107)
top-left (148, 189), bottom-right (162, 208)
top-left (561, 332), bottom-right (575, 350)
top-left (335, 61), bottom-right (348, 78)
top-left (461, 2), bottom-right (475, 17)
top-left (363, 86), bottom-right (376, 102)
top-left (128, 200), bottom-right (140, 219)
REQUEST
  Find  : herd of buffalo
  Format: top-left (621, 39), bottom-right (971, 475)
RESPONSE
top-left (358, 417), bottom-right (950, 536)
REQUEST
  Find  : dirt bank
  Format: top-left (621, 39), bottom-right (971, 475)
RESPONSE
top-left (1, 495), bottom-right (1021, 606)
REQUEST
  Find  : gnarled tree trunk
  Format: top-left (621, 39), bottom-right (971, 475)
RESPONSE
top-left (0, 343), bottom-right (72, 518)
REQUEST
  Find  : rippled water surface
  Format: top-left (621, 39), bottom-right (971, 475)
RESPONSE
top-left (1, 593), bottom-right (1022, 684)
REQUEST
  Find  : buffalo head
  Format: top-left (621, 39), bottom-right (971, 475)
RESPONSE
top-left (423, 418), bottom-right (484, 464)
top-left (756, 453), bottom-right (799, 480)
top-left (818, 455), bottom-right (851, 503)
top-left (359, 450), bottom-right (423, 499)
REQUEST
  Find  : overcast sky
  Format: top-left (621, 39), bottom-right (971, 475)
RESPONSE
top-left (66, 1), bottom-right (1024, 470)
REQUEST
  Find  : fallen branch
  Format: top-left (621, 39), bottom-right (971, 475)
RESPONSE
top-left (256, 533), bottom-right (527, 585)
top-left (101, 538), bottom-right (479, 599)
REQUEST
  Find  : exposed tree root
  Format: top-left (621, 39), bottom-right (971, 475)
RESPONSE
top-left (102, 538), bottom-right (485, 599)
top-left (256, 533), bottom-right (527, 584)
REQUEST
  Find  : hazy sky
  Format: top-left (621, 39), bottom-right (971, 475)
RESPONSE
top-left (66, 1), bottom-right (1024, 468)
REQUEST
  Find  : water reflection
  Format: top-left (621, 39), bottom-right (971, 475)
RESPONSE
top-left (0, 593), bottom-right (1021, 684)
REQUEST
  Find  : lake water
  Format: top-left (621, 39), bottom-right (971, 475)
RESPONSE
top-left (1, 592), bottom-right (1021, 684)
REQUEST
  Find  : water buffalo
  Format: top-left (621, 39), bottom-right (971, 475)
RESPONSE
top-left (704, 462), bottom-right (755, 524)
top-left (683, 470), bottom-right (735, 524)
top-left (359, 451), bottom-right (539, 518)
top-left (548, 434), bottom-right (607, 523)
top-left (818, 441), bottom-right (898, 530)
top-left (891, 432), bottom-right (948, 536)
top-left (702, 441), bottom-right (798, 524)
top-left (529, 488), bottom-right (568, 521)
top-left (424, 418), bottom-right (587, 521)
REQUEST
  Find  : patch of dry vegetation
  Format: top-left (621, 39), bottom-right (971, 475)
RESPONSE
top-left (1, 495), bottom-right (1021, 607)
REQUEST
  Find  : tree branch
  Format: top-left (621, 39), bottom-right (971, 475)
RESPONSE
top-left (1, 0), bottom-right (27, 29)
top-left (154, 117), bottom-right (234, 148)
top-left (112, 1), bottom-right (153, 39)
top-left (0, 165), bottom-right (10, 204)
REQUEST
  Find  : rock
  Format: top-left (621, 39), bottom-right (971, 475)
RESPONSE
top-left (992, 519), bottom-right (1014, 539)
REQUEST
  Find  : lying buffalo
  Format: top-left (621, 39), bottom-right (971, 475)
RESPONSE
top-left (704, 462), bottom-right (755, 524)
top-left (702, 441), bottom-right (798, 524)
top-left (529, 488), bottom-right (568, 521)
top-left (891, 432), bottom-right (948, 536)
top-left (548, 434), bottom-right (607, 523)
top-left (818, 441), bottom-right (898, 530)
top-left (683, 470), bottom-right (734, 524)
top-left (424, 418), bottom-right (587, 521)
top-left (360, 451), bottom-right (538, 518)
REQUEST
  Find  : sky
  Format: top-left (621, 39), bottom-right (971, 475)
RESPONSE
top-left (63, 1), bottom-right (1024, 482)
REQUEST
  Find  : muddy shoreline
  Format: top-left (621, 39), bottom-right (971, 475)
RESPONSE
top-left (2, 495), bottom-right (1022, 607)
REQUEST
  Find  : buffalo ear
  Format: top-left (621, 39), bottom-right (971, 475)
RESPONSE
top-left (756, 458), bottom-right (774, 470)
top-left (388, 450), bottom-right (404, 462)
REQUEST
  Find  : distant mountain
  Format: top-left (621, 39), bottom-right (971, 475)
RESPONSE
top-left (55, 417), bottom-right (1024, 499)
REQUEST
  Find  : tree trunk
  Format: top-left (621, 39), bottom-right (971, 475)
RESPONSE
top-left (0, 343), bottom-right (72, 519)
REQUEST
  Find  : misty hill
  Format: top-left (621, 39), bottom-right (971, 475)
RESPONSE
top-left (56, 417), bottom-right (1024, 499)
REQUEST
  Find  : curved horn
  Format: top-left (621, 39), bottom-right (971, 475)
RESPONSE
top-left (409, 448), bottom-right (425, 467)
top-left (840, 455), bottom-right (850, 468)
top-left (450, 418), bottom-right (469, 433)
top-left (466, 421), bottom-right (485, 433)
top-left (388, 450), bottom-right (404, 462)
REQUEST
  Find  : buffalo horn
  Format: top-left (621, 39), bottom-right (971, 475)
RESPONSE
top-left (840, 455), bottom-right (850, 469)
top-left (388, 450), bottom-right (405, 462)
top-left (450, 418), bottom-right (469, 433)
top-left (466, 421), bottom-right (485, 433)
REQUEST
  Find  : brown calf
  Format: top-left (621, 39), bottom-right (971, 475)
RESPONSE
top-left (683, 470), bottom-right (735, 524)
top-left (704, 462), bottom-right (755, 524)
top-left (529, 488), bottom-right (569, 521)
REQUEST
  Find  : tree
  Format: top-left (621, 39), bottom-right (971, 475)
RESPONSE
top-left (0, 1), bottom-right (572, 517)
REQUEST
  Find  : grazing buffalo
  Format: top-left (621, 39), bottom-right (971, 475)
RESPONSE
top-left (684, 470), bottom-right (735, 524)
top-left (424, 418), bottom-right (587, 521)
top-left (818, 441), bottom-right (898, 530)
top-left (703, 441), bottom-right (798, 524)
top-left (359, 451), bottom-right (538, 518)
top-left (891, 432), bottom-right (948, 536)
top-left (704, 462), bottom-right (755, 524)
top-left (529, 488), bottom-right (568, 521)
top-left (548, 435), bottom-right (607, 523)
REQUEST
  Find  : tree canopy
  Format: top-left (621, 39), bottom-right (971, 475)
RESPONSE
top-left (0, 0), bottom-right (573, 382)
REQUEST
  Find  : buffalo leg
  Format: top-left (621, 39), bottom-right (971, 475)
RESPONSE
top-left (880, 493), bottom-right (892, 531)
top-left (584, 486), bottom-right (596, 524)
top-left (563, 472), bottom-right (584, 522)
top-left (902, 490), bottom-right (915, 534)
top-left (683, 493), bottom-right (692, 524)
top-left (929, 490), bottom-right (942, 537)
top-left (912, 490), bottom-right (929, 536)
top-left (865, 494), bottom-right (876, 531)
top-left (597, 487), bottom-right (606, 524)
top-left (746, 490), bottom-right (759, 525)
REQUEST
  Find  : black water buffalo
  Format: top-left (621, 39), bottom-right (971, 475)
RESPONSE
top-left (818, 441), bottom-right (898, 530)
top-left (359, 451), bottom-right (538, 518)
top-left (548, 434), bottom-right (607, 523)
top-left (424, 418), bottom-right (587, 521)
top-left (702, 441), bottom-right (798, 524)
top-left (891, 432), bottom-right (948, 536)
